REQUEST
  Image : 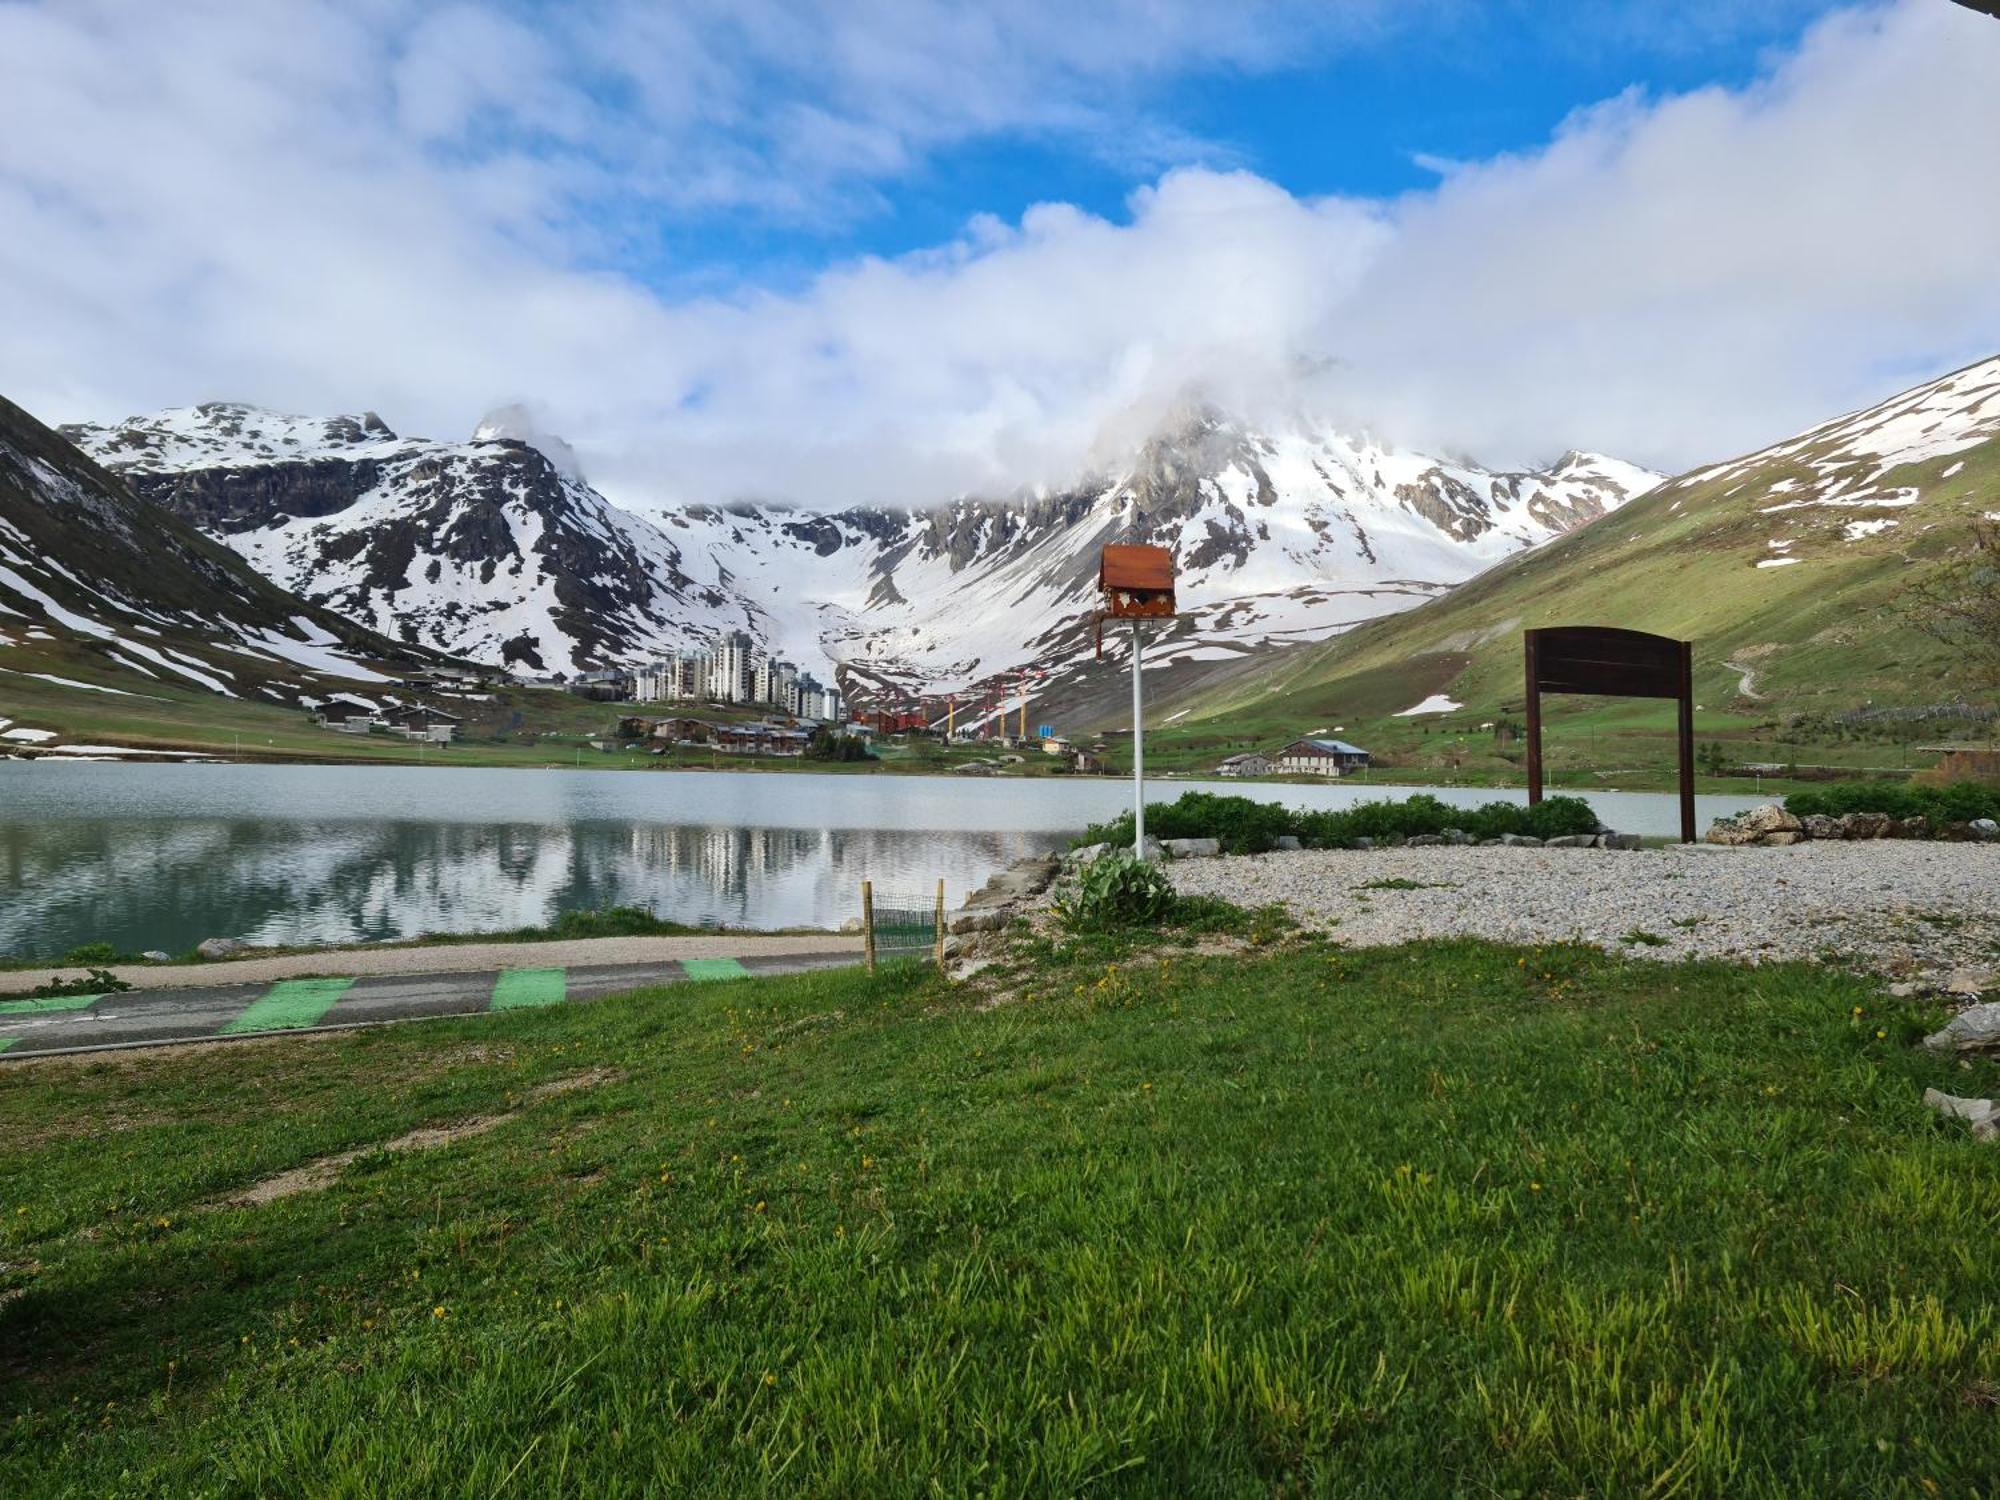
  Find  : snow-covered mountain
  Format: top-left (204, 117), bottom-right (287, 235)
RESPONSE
top-left (0, 395), bottom-right (451, 708)
top-left (67, 401), bottom-right (1657, 702)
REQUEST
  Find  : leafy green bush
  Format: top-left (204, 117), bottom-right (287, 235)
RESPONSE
top-left (1785, 781), bottom-right (2000, 825)
top-left (805, 730), bottom-right (875, 763)
top-left (542, 906), bottom-right (686, 940)
top-left (29, 968), bottom-right (131, 999)
top-left (1076, 791), bottom-right (1294, 854)
top-left (1053, 853), bottom-right (1178, 931)
top-left (59, 942), bottom-right (121, 966)
top-left (1084, 790), bottom-right (1602, 851)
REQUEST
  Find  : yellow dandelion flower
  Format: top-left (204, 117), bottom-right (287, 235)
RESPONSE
top-left (432, 1306), bottom-right (447, 1320)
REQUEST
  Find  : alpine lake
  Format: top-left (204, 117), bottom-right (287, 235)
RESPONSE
top-left (0, 761), bottom-right (1772, 959)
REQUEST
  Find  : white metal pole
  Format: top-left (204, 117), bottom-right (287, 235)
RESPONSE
top-left (1131, 619), bottom-right (1145, 856)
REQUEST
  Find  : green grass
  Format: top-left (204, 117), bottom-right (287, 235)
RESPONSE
top-left (5, 938), bottom-right (1999, 1494)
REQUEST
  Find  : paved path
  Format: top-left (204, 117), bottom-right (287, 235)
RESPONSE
top-left (0, 949), bottom-right (860, 1060)
top-left (0, 933), bottom-right (864, 998)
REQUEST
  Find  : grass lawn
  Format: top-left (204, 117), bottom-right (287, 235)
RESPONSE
top-left (4, 937), bottom-right (1998, 1494)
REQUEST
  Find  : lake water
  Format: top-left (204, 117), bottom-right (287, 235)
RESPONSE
top-left (0, 763), bottom-right (1771, 958)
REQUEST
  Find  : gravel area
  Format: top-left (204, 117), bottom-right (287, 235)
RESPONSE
top-left (1165, 842), bottom-right (2000, 978)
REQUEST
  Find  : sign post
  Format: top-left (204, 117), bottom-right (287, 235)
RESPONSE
top-left (1098, 544), bottom-right (1178, 859)
top-left (1524, 626), bottom-right (1698, 843)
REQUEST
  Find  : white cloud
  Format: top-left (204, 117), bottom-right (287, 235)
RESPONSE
top-left (0, 0), bottom-right (1997, 507)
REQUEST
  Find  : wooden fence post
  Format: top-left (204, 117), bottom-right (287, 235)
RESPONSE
top-left (934, 879), bottom-right (946, 971)
top-left (862, 879), bottom-right (876, 975)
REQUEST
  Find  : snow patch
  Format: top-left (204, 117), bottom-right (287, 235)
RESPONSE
top-left (1395, 694), bottom-right (1464, 716)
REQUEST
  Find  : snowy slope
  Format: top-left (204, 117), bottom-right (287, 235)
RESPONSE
top-left (71, 402), bottom-right (1658, 697)
top-left (0, 395), bottom-right (449, 710)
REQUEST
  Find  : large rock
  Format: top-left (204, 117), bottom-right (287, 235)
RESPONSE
top-left (1405, 834), bottom-right (1444, 847)
top-left (1842, 811), bottom-right (1893, 840)
top-left (1544, 834), bottom-right (1597, 848)
top-left (1972, 818), bottom-right (1999, 842)
top-left (1440, 828), bottom-right (1474, 846)
top-left (1897, 815), bottom-right (1931, 840)
top-left (1946, 969), bottom-right (1998, 998)
top-left (1065, 842), bottom-right (1109, 867)
top-left (1922, 1002), bottom-right (2000, 1053)
top-left (1599, 833), bottom-right (1642, 851)
top-left (196, 937), bottom-right (249, 960)
top-left (1707, 804), bottom-right (1804, 846)
top-left (1274, 835), bottom-right (1303, 852)
top-left (1923, 1089), bottom-right (2000, 1142)
top-left (1162, 837), bottom-right (1222, 859)
top-left (1801, 814), bottom-right (1846, 841)
top-left (1498, 833), bottom-right (1543, 848)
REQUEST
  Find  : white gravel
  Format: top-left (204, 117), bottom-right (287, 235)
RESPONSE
top-left (1165, 842), bottom-right (2000, 978)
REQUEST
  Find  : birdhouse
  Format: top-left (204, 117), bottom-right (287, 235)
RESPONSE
top-left (1099, 544), bottom-right (1176, 619)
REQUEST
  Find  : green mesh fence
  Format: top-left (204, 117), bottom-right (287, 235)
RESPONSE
top-left (864, 884), bottom-right (943, 968)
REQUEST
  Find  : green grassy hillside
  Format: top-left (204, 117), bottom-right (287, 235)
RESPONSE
top-left (1143, 357), bottom-right (2000, 788)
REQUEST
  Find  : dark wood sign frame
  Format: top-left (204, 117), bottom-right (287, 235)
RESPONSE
top-left (1524, 626), bottom-right (1696, 843)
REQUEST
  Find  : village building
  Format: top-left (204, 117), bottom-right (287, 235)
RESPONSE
top-left (1216, 752), bottom-right (1273, 778)
top-left (1273, 738), bottom-right (1371, 777)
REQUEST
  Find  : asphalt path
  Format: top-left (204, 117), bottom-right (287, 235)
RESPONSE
top-left (0, 950), bottom-right (860, 1060)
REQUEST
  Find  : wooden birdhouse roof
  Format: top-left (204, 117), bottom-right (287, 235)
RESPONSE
top-left (1099, 544), bottom-right (1174, 593)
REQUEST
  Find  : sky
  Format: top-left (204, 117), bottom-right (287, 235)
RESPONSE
top-left (2, 0), bottom-right (1998, 508)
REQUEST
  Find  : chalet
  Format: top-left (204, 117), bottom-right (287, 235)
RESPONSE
top-left (313, 699), bottom-right (380, 734)
top-left (1216, 752), bottom-right (1273, 778)
top-left (380, 705), bottom-right (459, 743)
top-left (1274, 738), bottom-right (1370, 777)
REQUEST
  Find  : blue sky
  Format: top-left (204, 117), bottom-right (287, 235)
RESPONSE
top-left (2, 1), bottom-right (1998, 506)
top-left (627, 2), bottom-right (1848, 294)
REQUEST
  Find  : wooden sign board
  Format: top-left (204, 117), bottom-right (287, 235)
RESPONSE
top-left (1525, 626), bottom-right (1696, 842)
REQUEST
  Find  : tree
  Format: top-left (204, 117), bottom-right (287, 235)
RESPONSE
top-left (1904, 521), bottom-right (2000, 722)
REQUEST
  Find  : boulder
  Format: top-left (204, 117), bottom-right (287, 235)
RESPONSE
top-left (1441, 828), bottom-right (1474, 846)
top-left (1708, 804), bottom-right (1804, 846)
top-left (1599, 833), bottom-right (1642, 851)
top-left (1544, 834), bottom-right (1597, 848)
top-left (949, 910), bottom-right (1009, 935)
top-left (1405, 834), bottom-right (1444, 847)
top-left (140, 950), bottom-right (172, 963)
top-left (1498, 833), bottom-right (1543, 848)
top-left (1940, 821), bottom-right (1977, 843)
top-left (1066, 842), bottom-right (1110, 867)
top-left (1759, 831), bottom-right (1807, 846)
top-left (195, 937), bottom-right (248, 960)
top-left (1946, 969), bottom-right (1998, 998)
top-left (1842, 811), bottom-right (1893, 840)
top-left (1139, 835), bottom-right (1165, 863)
top-left (1162, 837), bottom-right (1222, 860)
top-left (1350, 837), bottom-right (1376, 851)
top-left (1477, 837), bottom-right (1504, 847)
top-left (1922, 1002), bottom-right (2000, 1053)
top-left (1923, 1088), bottom-right (2000, 1142)
top-left (1972, 818), bottom-right (1999, 842)
top-left (1801, 814), bottom-right (1846, 841)
top-left (1898, 815), bottom-right (1931, 840)
top-left (1274, 835), bottom-right (1303, 852)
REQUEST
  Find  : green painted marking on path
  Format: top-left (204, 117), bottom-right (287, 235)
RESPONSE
top-left (681, 958), bottom-right (751, 982)
top-left (492, 968), bottom-right (566, 1010)
top-left (222, 978), bottom-right (354, 1034)
top-left (0, 993), bottom-right (104, 1016)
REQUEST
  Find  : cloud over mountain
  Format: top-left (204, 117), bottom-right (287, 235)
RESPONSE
top-left (2, 0), bottom-right (1996, 508)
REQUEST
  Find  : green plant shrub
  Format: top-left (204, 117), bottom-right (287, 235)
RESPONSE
top-left (1054, 853), bottom-right (1178, 932)
top-left (543, 906), bottom-right (684, 940)
top-left (1785, 781), bottom-right (2000, 825)
top-left (1087, 790), bottom-right (1605, 851)
top-left (29, 968), bottom-right (131, 999)
top-left (59, 942), bottom-right (120, 966)
top-left (1522, 795), bottom-right (1600, 839)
